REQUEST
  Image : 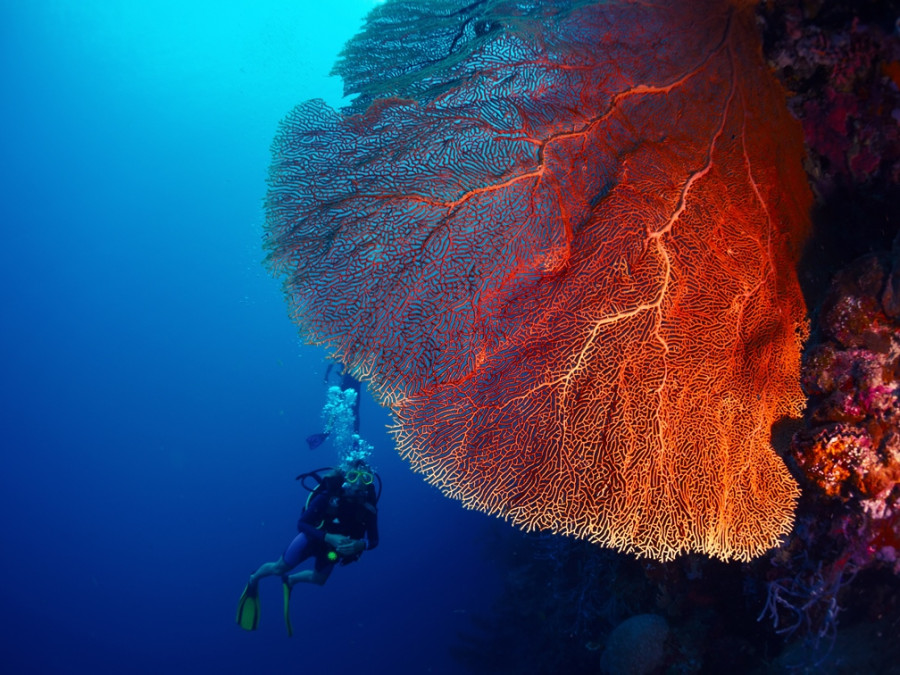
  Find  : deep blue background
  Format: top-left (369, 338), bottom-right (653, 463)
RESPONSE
top-left (0, 2), bottom-right (502, 672)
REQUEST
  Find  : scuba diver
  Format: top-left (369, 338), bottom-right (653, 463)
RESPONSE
top-left (236, 457), bottom-right (380, 635)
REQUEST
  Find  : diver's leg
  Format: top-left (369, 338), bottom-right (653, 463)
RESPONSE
top-left (248, 558), bottom-right (290, 589)
top-left (248, 533), bottom-right (312, 588)
top-left (284, 560), bottom-right (334, 588)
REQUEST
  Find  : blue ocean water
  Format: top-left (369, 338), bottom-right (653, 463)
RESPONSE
top-left (0, 2), bottom-right (502, 672)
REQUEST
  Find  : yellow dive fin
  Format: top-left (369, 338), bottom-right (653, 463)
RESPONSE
top-left (282, 580), bottom-right (294, 637)
top-left (236, 583), bottom-right (260, 631)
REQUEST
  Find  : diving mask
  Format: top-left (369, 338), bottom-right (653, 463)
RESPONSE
top-left (344, 469), bottom-right (374, 485)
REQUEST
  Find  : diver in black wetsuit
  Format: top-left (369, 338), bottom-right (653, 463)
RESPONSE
top-left (236, 458), bottom-right (379, 634)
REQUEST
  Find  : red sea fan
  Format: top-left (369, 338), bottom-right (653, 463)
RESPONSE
top-left (265, 0), bottom-right (811, 561)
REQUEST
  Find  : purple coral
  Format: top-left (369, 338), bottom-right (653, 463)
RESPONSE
top-left (755, 238), bottom-right (900, 654)
top-left (794, 251), bottom-right (900, 519)
top-left (764, 3), bottom-right (900, 193)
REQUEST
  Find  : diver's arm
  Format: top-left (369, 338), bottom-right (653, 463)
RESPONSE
top-left (324, 532), bottom-right (352, 548)
top-left (331, 535), bottom-right (363, 556)
top-left (296, 494), bottom-right (329, 543)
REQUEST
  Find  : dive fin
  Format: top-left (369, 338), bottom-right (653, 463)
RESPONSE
top-left (306, 432), bottom-right (329, 450)
top-left (236, 582), bottom-right (260, 631)
top-left (282, 579), bottom-right (294, 637)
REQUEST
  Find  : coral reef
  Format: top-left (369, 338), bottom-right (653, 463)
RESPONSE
top-left (763, 0), bottom-right (900, 194)
top-left (454, 530), bottom-right (779, 674)
top-left (599, 614), bottom-right (669, 675)
top-left (455, 1), bottom-right (900, 671)
top-left (758, 248), bottom-right (900, 651)
top-left (794, 252), bottom-right (900, 526)
top-left (744, 3), bottom-right (900, 663)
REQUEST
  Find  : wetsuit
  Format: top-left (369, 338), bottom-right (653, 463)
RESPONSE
top-left (282, 487), bottom-right (379, 573)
